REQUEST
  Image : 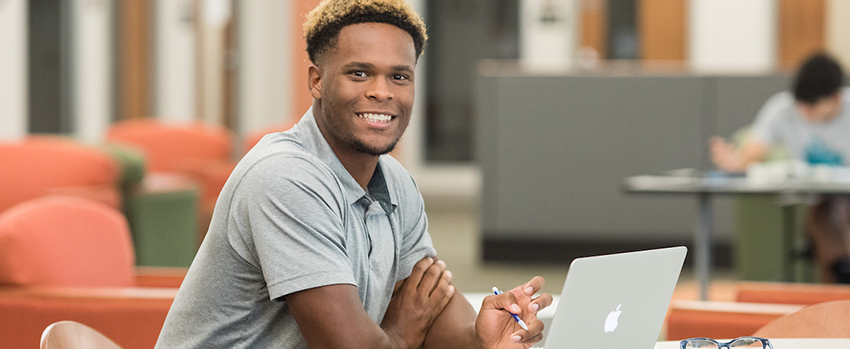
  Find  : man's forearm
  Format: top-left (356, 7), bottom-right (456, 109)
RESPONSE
top-left (422, 290), bottom-right (484, 349)
top-left (286, 284), bottom-right (421, 349)
top-left (713, 140), bottom-right (770, 173)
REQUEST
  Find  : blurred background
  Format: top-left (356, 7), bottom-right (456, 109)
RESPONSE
top-left (2, 0), bottom-right (850, 289)
top-left (7, 2), bottom-right (850, 347)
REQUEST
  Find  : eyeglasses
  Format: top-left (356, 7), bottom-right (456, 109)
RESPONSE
top-left (680, 337), bottom-right (773, 349)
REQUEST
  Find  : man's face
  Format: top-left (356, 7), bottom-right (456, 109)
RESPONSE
top-left (797, 92), bottom-right (842, 123)
top-left (311, 22), bottom-right (417, 156)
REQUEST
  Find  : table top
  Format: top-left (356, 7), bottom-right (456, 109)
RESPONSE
top-left (532, 338), bottom-right (849, 349)
top-left (467, 294), bottom-right (850, 348)
top-left (623, 174), bottom-right (850, 195)
top-left (653, 338), bottom-right (850, 349)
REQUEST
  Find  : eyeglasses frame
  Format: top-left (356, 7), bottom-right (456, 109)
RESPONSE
top-left (679, 336), bottom-right (774, 349)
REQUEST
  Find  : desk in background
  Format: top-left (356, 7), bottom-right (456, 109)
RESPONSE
top-left (477, 64), bottom-right (792, 264)
top-left (623, 174), bottom-right (850, 300)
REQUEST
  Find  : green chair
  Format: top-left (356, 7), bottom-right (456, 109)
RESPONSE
top-left (101, 144), bottom-right (200, 267)
top-left (125, 174), bottom-right (199, 267)
top-left (730, 127), bottom-right (816, 282)
top-left (735, 196), bottom-right (814, 282)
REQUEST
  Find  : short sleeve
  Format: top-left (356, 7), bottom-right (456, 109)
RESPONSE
top-left (229, 154), bottom-right (355, 301)
top-left (394, 173), bottom-right (437, 282)
top-left (750, 92), bottom-right (793, 146)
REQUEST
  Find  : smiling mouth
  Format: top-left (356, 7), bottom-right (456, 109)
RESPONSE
top-left (357, 113), bottom-right (394, 123)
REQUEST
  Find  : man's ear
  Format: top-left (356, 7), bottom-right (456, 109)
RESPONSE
top-left (308, 64), bottom-right (322, 100)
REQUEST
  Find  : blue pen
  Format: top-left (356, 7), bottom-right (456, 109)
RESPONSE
top-left (492, 287), bottom-right (529, 331)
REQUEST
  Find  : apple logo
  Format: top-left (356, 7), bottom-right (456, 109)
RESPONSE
top-left (604, 304), bottom-right (622, 333)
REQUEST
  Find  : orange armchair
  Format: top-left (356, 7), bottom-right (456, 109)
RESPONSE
top-left (665, 281), bottom-right (850, 340)
top-left (0, 136), bottom-right (121, 214)
top-left (242, 119), bottom-right (298, 155)
top-left (106, 119), bottom-right (234, 207)
top-left (753, 300), bottom-right (850, 338)
top-left (665, 300), bottom-right (802, 340)
top-left (0, 196), bottom-right (183, 349)
top-left (735, 281), bottom-right (850, 305)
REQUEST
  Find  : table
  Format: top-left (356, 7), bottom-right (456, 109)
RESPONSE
top-left (654, 338), bottom-right (850, 348)
top-left (467, 295), bottom-right (850, 349)
top-left (623, 174), bottom-right (850, 300)
top-left (532, 338), bottom-right (848, 349)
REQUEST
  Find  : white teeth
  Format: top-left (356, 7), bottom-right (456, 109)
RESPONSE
top-left (358, 113), bottom-right (392, 122)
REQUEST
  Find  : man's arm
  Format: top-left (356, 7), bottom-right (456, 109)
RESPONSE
top-left (420, 276), bottom-right (554, 349)
top-left (421, 289), bottom-right (479, 348)
top-left (286, 258), bottom-right (453, 349)
top-left (710, 136), bottom-right (771, 173)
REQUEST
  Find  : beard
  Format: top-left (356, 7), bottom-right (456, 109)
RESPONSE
top-left (349, 136), bottom-right (399, 156)
top-left (321, 101), bottom-right (402, 156)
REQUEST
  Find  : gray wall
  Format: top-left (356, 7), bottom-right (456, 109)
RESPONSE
top-left (476, 64), bottom-right (791, 249)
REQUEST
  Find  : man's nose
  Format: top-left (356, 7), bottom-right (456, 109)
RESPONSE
top-left (366, 78), bottom-right (393, 101)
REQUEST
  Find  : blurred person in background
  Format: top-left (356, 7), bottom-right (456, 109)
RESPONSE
top-left (710, 52), bottom-right (850, 283)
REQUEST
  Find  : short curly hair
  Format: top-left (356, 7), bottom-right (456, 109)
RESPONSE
top-left (793, 52), bottom-right (844, 104)
top-left (303, 0), bottom-right (427, 64)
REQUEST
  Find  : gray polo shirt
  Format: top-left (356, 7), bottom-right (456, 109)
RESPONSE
top-left (155, 108), bottom-right (436, 348)
top-left (750, 88), bottom-right (850, 165)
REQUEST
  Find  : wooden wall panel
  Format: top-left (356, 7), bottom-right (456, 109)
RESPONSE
top-left (194, 0), bottom-right (205, 122)
top-left (637, 0), bottom-right (686, 61)
top-left (779, 0), bottom-right (825, 69)
top-left (581, 0), bottom-right (608, 58)
top-left (223, 13), bottom-right (235, 130)
top-left (193, 0), bottom-right (234, 128)
top-left (291, 0), bottom-right (322, 123)
top-left (118, 0), bottom-right (151, 120)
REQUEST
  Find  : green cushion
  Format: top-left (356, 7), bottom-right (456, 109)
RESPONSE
top-left (100, 142), bottom-right (200, 267)
top-left (125, 186), bottom-right (199, 267)
top-left (98, 143), bottom-right (146, 188)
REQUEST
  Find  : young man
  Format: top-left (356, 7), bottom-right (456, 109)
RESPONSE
top-left (710, 52), bottom-right (850, 283)
top-left (155, 1), bottom-right (552, 348)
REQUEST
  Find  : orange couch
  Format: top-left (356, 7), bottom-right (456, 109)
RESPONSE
top-left (0, 196), bottom-right (183, 349)
top-left (735, 281), bottom-right (850, 305)
top-left (106, 119), bottom-right (233, 204)
top-left (0, 136), bottom-right (121, 214)
top-left (0, 287), bottom-right (176, 349)
top-left (106, 119), bottom-right (236, 237)
top-left (665, 300), bottom-right (803, 340)
top-left (242, 120), bottom-right (298, 155)
top-left (665, 281), bottom-right (850, 340)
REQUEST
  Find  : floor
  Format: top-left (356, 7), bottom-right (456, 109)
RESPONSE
top-left (424, 201), bottom-right (738, 302)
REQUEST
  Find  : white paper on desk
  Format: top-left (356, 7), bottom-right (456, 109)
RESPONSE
top-left (628, 175), bottom-right (698, 188)
top-left (746, 161), bottom-right (797, 185)
top-left (832, 167), bottom-right (850, 183)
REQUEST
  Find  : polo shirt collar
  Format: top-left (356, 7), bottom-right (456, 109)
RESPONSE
top-left (297, 107), bottom-right (397, 214)
top-left (368, 164), bottom-right (397, 214)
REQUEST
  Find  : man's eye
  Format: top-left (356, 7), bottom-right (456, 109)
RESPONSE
top-left (351, 71), bottom-right (367, 77)
top-left (393, 74), bottom-right (409, 81)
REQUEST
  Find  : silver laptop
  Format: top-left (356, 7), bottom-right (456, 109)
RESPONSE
top-left (542, 246), bottom-right (687, 349)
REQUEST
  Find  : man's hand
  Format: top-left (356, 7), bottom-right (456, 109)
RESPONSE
top-left (381, 257), bottom-right (455, 349)
top-left (710, 136), bottom-right (770, 173)
top-left (710, 136), bottom-right (740, 172)
top-left (475, 276), bottom-right (553, 349)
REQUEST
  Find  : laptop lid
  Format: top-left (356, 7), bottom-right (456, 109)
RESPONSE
top-left (543, 246), bottom-right (687, 349)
